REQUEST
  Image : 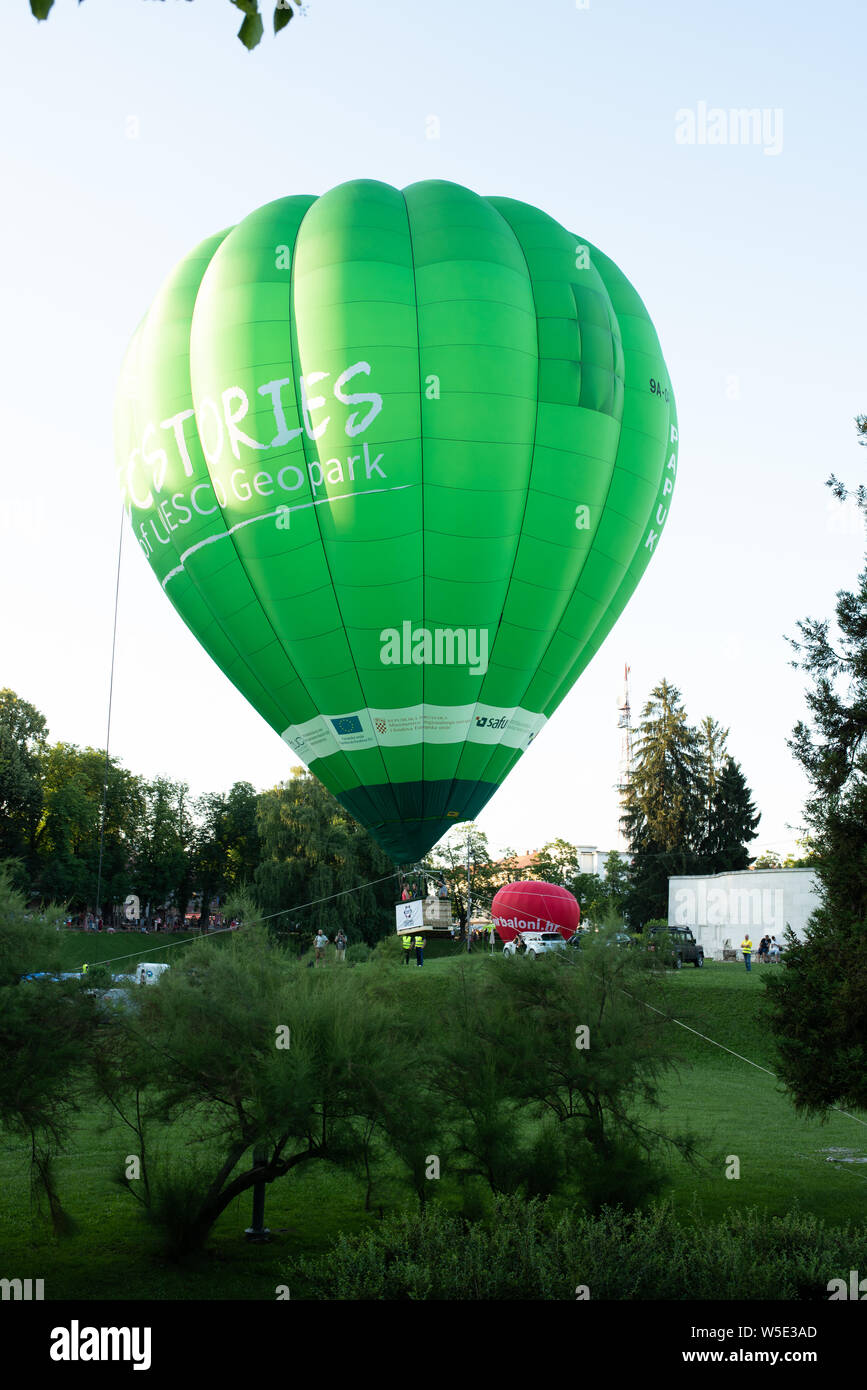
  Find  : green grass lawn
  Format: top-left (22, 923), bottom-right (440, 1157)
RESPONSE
top-left (2, 950), bottom-right (864, 1299)
top-left (645, 964), bottom-right (867, 1224)
top-left (50, 929), bottom-right (226, 975)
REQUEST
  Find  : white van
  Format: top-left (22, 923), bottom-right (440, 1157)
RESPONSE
top-left (135, 962), bottom-right (171, 985)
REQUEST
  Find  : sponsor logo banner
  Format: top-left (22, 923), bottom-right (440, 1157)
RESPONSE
top-left (281, 704), bottom-right (547, 762)
top-left (396, 901), bottom-right (424, 932)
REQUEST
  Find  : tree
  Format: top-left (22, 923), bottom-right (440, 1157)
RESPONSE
top-left (621, 680), bottom-right (702, 924)
top-left (133, 777), bottom-right (194, 918)
top-left (424, 944), bottom-right (698, 1211)
top-left (527, 839), bottom-right (580, 888)
top-left (781, 837), bottom-right (820, 868)
top-left (0, 688), bottom-right (47, 871)
top-left (752, 849), bottom-right (781, 870)
top-left (694, 715), bottom-right (729, 860)
top-left (570, 871), bottom-right (606, 922)
top-left (0, 867), bottom-right (95, 1231)
top-left (704, 757), bottom-right (760, 872)
top-left (596, 853), bottom-right (631, 924)
top-left (427, 824), bottom-right (497, 933)
top-left (767, 466), bottom-right (867, 1114)
top-left (192, 781), bottom-right (259, 927)
top-left (255, 768), bottom-right (395, 943)
top-left (621, 682), bottom-right (761, 919)
top-left (418, 961), bottom-right (560, 1199)
top-left (93, 929), bottom-right (437, 1255)
top-left (30, 0), bottom-right (307, 50)
top-left (34, 744), bottom-right (144, 913)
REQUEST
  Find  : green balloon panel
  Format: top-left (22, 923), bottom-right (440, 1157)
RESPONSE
top-left (114, 180), bottom-right (678, 862)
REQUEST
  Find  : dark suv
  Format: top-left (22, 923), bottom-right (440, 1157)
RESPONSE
top-left (647, 925), bottom-right (704, 969)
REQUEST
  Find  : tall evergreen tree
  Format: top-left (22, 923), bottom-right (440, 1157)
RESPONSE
top-left (705, 756), bottom-right (760, 871)
top-left (694, 715), bottom-right (729, 863)
top-left (621, 680), bottom-right (702, 924)
top-left (767, 467), bottom-right (867, 1114)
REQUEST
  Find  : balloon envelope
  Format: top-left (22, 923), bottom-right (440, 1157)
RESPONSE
top-left (115, 180), bottom-right (678, 863)
top-left (491, 880), bottom-right (580, 943)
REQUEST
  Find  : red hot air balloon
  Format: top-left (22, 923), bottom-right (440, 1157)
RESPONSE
top-left (491, 881), bottom-right (579, 944)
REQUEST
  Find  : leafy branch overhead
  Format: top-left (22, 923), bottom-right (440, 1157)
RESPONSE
top-left (29, 1), bottom-right (306, 50)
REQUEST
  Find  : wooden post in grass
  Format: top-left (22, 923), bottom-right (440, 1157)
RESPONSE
top-left (244, 1146), bottom-right (270, 1242)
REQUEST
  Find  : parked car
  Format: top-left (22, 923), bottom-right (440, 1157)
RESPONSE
top-left (606, 932), bottom-right (634, 949)
top-left (503, 931), bottom-right (567, 959)
top-left (568, 930), bottom-right (632, 950)
top-left (647, 925), bottom-right (704, 969)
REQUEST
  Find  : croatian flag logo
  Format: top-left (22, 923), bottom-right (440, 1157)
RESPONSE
top-left (331, 716), bottom-right (363, 736)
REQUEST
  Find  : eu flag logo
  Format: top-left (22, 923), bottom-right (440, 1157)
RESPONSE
top-left (331, 716), bottom-right (363, 736)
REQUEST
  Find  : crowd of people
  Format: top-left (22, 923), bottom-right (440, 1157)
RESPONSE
top-left (400, 877), bottom-right (450, 902)
top-left (739, 933), bottom-right (785, 971)
top-left (65, 912), bottom-right (236, 934)
top-left (756, 934), bottom-right (784, 962)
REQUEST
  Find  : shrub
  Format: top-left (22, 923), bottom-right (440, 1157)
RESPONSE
top-left (372, 933), bottom-right (405, 963)
top-left (83, 963), bottom-right (113, 990)
top-left (287, 1197), bottom-right (867, 1300)
top-left (140, 1153), bottom-right (225, 1260)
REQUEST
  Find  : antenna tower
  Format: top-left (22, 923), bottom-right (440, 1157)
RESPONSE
top-left (617, 663), bottom-right (634, 794)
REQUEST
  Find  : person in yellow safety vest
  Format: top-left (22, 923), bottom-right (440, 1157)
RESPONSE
top-left (414, 934), bottom-right (425, 967)
top-left (401, 932), bottom-right (413, 965)
top-left (741, 934), bottom-right (753, 973)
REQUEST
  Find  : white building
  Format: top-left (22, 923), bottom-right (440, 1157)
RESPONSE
top-left (577, 846), bottom-right (630, 877)
top-left (668, 867), bottom-right (819, 961)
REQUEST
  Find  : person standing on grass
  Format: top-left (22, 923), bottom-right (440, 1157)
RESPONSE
top-left (334, 929), bottom-right (347, 962)
top-left (414, 933), bottom-right (425, 967)
top-left (314, 929), bottom-right (328, 965)
top-left (402, 932), bottom-right (413, 964)
top-left (741, 934), bottom-right (753, 972)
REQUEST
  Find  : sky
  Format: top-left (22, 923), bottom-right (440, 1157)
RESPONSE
top-left (1, 0), bottom-right (865, 861)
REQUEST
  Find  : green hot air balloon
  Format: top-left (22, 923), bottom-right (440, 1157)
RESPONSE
top-left (115, 180), bottom-right (678, 863)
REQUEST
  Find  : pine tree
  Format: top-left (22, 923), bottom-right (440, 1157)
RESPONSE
top-left (705, 757), bottom-right (760, 871)
top-left (621, 680), bottom-right (702, 924)
top-left (767, 465), bottom-right (867, 1114)
top-left (694, 715), bottom-right (729, 865)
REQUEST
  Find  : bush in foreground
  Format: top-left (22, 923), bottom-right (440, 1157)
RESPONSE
top-left (288, 1196), bottom-right (867, 1300)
